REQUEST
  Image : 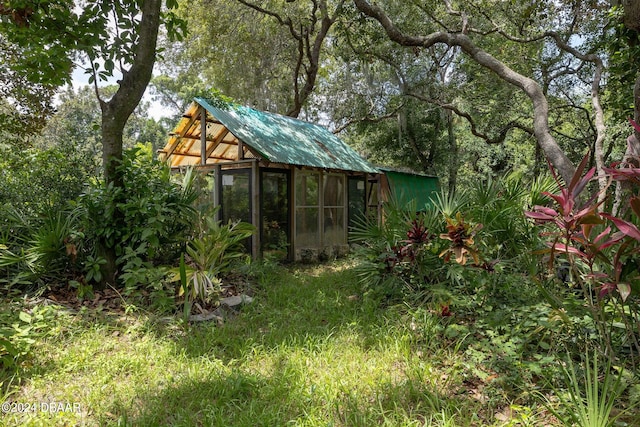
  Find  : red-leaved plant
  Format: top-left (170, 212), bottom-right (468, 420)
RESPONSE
top-left (526, 128), bottom-right (640, 358)
top-left (385, 217), bottom-right (433, 270)
top-left (525, 154), bottom-right (631, 300)
top-left (439, 212), bottom-right (483, 266)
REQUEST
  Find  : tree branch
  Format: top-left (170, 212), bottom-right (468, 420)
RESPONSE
top-left (353, 0), bottom-right (576, 183)
top-left (333, 103), bottom-right (404, 134)
top-left (237, 0), bottom-right (342, 117)
top-left (406, 92), bottom-right (533, 144)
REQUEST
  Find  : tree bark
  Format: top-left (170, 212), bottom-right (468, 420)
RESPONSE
top-left (99, 0), bottom-right (162, 286)
top-left (352, 0), bottom-right (577, 184)
top-left (237, 0), bottom-right (343, 118)
top-left (623, 0), bottom-right (640, 32)
top-left (446, 110), bottom-right (457, 195)
top-left (592, 59), bottom-right (607, 207)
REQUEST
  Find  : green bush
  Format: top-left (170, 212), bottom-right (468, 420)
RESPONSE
top-left (78, 144), bottom-right (200, 289)
top-left (0, 146), bottom-right (87, 220)
top-left (0, 145), bottom-right (88, 290)
top-left (466, 173), bottom-right (544, 264)
top-left (351, 196), bottom-right (450, 302)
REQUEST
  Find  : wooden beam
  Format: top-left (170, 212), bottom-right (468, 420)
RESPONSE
top-left (164, 151), bottom-right (236, 161)
top-left (291, 168), bottom-right (297, 260)
top-left (200, 106), bottom-right (207, 165)
top-left (251, 159), bottom-right (260, 259)
top-left (205, 128), bottom-right (231, 159)
top-left (180, 115), bottom-right (222, 125)
top-left (163, 113), bottom-right (199, 159)
top-left (214, 164), bottom-right (221, 222)
top-left (238, 139), bottom-right (244, 160)
top-left (168, 134), bottom-right (236, 144)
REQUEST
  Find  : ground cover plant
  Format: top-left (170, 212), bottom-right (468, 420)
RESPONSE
top-left (1, 257), bottom-right (637, 426)
top-left (2, 144), bottom-right (640, 426)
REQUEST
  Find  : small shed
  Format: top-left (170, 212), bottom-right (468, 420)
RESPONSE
top-left (378, 168), bottom-right (440, 210)
top-left (159, 97), bottom-right (379, 262)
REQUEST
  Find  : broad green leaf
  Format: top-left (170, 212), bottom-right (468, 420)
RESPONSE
top-left (617, 283), bottom-right (631, 302)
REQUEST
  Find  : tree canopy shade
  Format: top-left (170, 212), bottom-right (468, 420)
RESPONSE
top-left (352, 0), bottom-right (579, 184)
top-left (149, 0), bottom-right (640, 195)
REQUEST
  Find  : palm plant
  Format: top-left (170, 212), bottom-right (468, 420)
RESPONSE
top-left (26, 210), bottom-right (80, 276)
top-left (467, 173), bottom-right (541, 263)
top-left (430, 187), bottom-right (470, 219)
top-left (0, 207), bottom-right (80, 288)
top-left (528, 173), bottom-right (558, 207)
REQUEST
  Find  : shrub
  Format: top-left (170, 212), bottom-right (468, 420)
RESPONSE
top-left (526, 148), bottom-right (640, 361)
top-left (351, 197), bottom-right (446, 302)
top-left (77, 144), bottom-right (200, 289)
top-left (0, 146), bottom-right (87, 220)
top-left (351, 174), bottom-right (541, 304)
top-left (0, 145), bottom-right (88, 290)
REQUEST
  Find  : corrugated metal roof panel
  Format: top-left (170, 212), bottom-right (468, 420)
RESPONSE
top-left (193, 97), bottom-right (378, 173)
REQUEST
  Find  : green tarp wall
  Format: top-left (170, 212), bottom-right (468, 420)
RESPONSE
top-left (385, 170), bottom-right (439, 210)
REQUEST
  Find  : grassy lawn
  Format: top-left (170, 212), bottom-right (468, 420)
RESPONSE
top-left (1, 259), bottom-right (618, 426)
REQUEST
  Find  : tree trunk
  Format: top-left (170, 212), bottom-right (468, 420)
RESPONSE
top-left (98, 0), bottom-right (162, 286)
top-left (446, 110), bottom-right (457, 195)
top-left (591, 59), bottom-right (607, 207)
top-left (623, 0), bottom-right (640, 32)
top-left (403, 111), bottom-right (432, 172)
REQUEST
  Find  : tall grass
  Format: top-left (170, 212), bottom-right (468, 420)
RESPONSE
top-left (2, 261), bottom-right (484, 426)
top-left (3, 260), bottom-right (636, 426)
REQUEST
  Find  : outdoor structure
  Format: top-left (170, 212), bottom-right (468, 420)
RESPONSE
top-left (159, 97), bottom-right (438, 262)
top-left (371, 168), bottom-right (440, 218)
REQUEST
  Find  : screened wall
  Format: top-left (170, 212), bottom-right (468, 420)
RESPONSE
top-left (208, 163), bottom-right (370, 262)
top-left (292, 169), bottom-right (367, 261)
top-left (260, 169), bottom-right (290, 261)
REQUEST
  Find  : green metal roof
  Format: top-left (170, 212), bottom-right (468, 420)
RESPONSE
top-left (195, 97), bottom-right (378, 173)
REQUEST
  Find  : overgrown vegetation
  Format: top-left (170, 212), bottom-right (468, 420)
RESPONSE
top-left (3, 142), bottom-right (640, 425)
top-left (3, 1), bottom-right (640, 425)
top-left (0, 143), bottom-right (256, 383)
top-left (0, 260), bottom-right (637, 426)
top-left (350, 159), bottom-right (640, 425)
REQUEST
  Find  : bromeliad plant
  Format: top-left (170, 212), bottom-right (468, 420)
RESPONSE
top-left (351, 198), bottom-right (445, 301)
top-left (173, 217), bottom-right (255, 308)
top-left (439, 212), bottom-right (483, 266)
top-left (526, 150), bottom-right (640, 360)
